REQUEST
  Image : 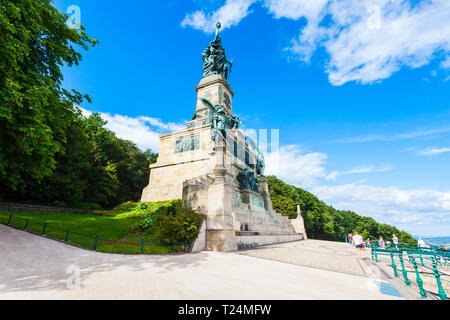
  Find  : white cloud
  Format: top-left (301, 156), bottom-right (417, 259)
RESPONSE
top-left (78, 107), bottom-right (185, 152)
top-left (322, 0), bottom-right (450, 85)
top-left (265, 144), bottom-right (328, 188)
top-left (393, 127), bottom-right (450, 139)
top-left (311, 184), bottom-right (450, 236)
top-left (418, 147), bottom-right (450, 155)
top-left (325, 165), bottom-right (392, 181)
top-left (264, 0), bottom-right (328, 20)
top-left (181, 0), bottom-right (256, 33)
top-left (334, 126), bottom-right (450, 143)
top-left (182, 0), bottom-right (450, 85)
top-left (441, 55), bottom-right (450, 69)
top-left (261, 141), bottom-right (449, 236)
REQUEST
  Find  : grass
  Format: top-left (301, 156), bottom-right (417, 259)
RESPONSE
top-left (0, 201), bottom-right (185, 255)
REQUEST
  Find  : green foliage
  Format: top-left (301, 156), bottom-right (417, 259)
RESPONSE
top-left (1, 112), bottom-right (156, 209)
top-left (271, 194), bottom-right (297, 219)
top-left (0, 2), bottom-right (156, 210)
top-left (267, 176), bottom-right (417, 245)
top-left (124, 200), bottom-right (204, 244)
top-left (152, 201), bottom-right (205, 243)
top-left (120, 200), bottom-right (179, 218)
top-left (0, 204), bottom-right (186, 254)
top-left (0, 0), bottom-right (97, 190)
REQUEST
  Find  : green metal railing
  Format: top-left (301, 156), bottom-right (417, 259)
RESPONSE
top-left (3, 213), bottom-right (189, 254)
top-left (371, 246), bottom-right (449, 300)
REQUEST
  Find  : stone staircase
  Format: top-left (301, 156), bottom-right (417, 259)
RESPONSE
top-left (183, 175), bottom-right (214, 192)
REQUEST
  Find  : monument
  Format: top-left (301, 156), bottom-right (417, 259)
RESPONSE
top-left (141, 23), bottom-right (307, 251)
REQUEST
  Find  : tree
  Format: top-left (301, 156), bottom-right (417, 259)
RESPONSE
top-left (0, 0), bottom-right (97, 192)
top-left (271, 194), bottom-right (297, 219)
top-left (81, 113), bottom-right (153, 208)
top-left (267, 175), bottom-right (416, 245)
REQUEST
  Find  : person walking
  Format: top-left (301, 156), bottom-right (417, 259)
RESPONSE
top-left (348, 233), bottom-right (353, 246)
top-left (392, 234), bottom-right (399, 250)
top-left (353, 232), bottom-right (364, 259)
top-left (365, 238), bottom-right (372, 248)
top-left (379, 236), bottom-right (385, 249)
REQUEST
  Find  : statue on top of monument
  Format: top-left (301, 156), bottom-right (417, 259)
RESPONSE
top-left (202, 22), bottom-right (233, 82)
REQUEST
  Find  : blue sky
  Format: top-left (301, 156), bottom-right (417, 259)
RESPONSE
top-left (54, 0), bottom-right (450, 237)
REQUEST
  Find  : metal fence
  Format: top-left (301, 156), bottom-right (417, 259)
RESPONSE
top-left (371, 246), bottom-right (449, 300)
top-left (1, 213), bottom-right (188, 254)
top-left (0, 202), bottom-right (94, 215)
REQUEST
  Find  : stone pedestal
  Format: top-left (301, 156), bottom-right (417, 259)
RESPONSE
top-left (141, 54), bottom-right (305, 251)
top-left (205, 172), bottom-right (237, 252)
top-left (291, 203), bottom-right (308, 240)
top-left (195, 75), bottom-right (234, 119)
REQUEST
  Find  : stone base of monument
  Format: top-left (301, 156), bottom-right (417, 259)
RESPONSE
top-left (141, 69), bottom-right (308, 252)
top-left (182, 170), bottom-right (306, 252)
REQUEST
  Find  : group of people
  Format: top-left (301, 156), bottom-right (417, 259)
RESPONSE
top-left (347, 232), bottom-right (401, 259)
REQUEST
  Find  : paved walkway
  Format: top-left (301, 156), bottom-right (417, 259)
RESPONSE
top-left (239, 240), bottom-right (370, 277)
top-left (0, 225), bottom-right (403, 300)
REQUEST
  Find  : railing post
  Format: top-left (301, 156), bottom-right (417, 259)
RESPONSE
top-left (184, 239), bottom-right (188, 253)
top-left (411, 257), bottom-right (427, 299)
top-left (65, 229), bottom-right (70, 243)
top-left (93, 235), bottom-right (99, 251)
top-left (41, 223), bottom-right (47, 236)
top-left (7, 213), bottom-right (13, 225)
top-left (390, 252), bottom-right (399, 278)
top-left (24, 218), bottom-right (29, 230)
top-left (141, 238), bottom-right (145, 254)
top-left (374, 249), bottom-right (379, 262)
top-left (418, 247), bottom-right (424, 266)
top-left (398, 254), bottom-right (410, 287)
top-left (432, 258), bottom-right (448, 300)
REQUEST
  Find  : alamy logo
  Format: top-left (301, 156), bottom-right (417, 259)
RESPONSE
top-left (367, 5), bottom-right (382, 30)
top-left (66, 264), bottom-right (81, 290)
top-left (66, 5), bottom-right (81, 30)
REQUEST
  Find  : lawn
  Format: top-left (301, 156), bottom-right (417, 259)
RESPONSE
top-left (0, 202), bottom-right (185, 254)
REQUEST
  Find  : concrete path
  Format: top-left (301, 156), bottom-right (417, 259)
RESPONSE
top-left (0, 225), bottom-right (403, 300)
top-left (239, 240), bottom-right (369, 277)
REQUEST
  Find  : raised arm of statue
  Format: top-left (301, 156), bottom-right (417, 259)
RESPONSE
top-left (215, 22), bottom-right (221, 41)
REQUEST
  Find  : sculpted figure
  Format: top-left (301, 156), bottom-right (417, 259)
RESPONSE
top-left (202, 22), bottom-right (233, 81)
top-left (255, 149), bottom-right (265, 176)
top-left (227, 114), bottom-right (241, 129)
top-left (237, 168), bottom-right (260, 193)
top-left (200, 98), bottom-right (227, 142)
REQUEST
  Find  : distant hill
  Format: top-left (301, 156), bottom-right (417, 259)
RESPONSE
top-left (267, 176), bottom-right (417, 245)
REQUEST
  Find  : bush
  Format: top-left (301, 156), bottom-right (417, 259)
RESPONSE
top-left (121, 200), bottom-right (180, 218)
top-left (152, 202), bottom-right (205, 243)
top-left (127, 200), bottom-right (204, 244)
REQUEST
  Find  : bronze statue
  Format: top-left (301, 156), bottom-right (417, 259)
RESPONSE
top-left (200, 98), bottom-right (227, 141)
top-left (237, 168), bottom-right (260, 193)
top-left (202, 22), bottom-right (233, 81)
top-left (200, 97), bottom-right (241, 142)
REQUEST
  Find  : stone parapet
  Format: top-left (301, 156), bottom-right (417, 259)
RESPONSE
top-left (236, 234), bottom-right (304, 250)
